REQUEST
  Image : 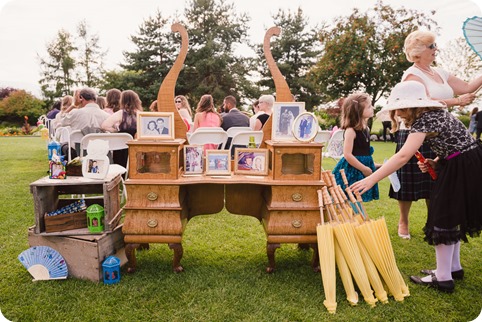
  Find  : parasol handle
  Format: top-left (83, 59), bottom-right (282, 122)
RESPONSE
top-left (353, 189), bottom-right (369, 219)
top-left (317, 189), bottom-right (325, 225)
top-left (473, 84), bottom-right (482, 95)
top-left (323, 170), bottom-right (333, 187)
top-left (322, 187), bottom-right (338, 223)
top-left (328, 187), bottom-right (340, 205)
top-left (340, 169), bottom-right (349, 187)
top-left (330, 186), bottom-right (349, 222)
top-left (321, 171), bottom-right (329, 186)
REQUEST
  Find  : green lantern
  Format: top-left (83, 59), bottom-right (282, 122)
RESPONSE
top-left (87, 204), bottom-right (104, 233)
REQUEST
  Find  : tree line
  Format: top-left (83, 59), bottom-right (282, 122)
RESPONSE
top-left (2, 0), bottom-right (481, 126)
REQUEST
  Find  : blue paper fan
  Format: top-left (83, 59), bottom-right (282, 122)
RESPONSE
top-left (18, 246), bottom-right (68, 281)
top-left (463, 16), bottom-right (482, 60)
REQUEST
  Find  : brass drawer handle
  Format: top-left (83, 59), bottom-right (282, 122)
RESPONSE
top-left (292, 193), bottom-right (303, 202)
top-left (292, 220), bottom-right (302, 228)
top-left (147, 219), bottom-right (158, 228)
top-left (147, 192), bottom-right (158, 201)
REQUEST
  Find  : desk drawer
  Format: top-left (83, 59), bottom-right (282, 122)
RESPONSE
top-left (125, 184), bottom-right (184, 208)
top-left (264, 186), bottom-right (319, 209)
top-left (262, 208), bottom-right (319, 235)
top-left (122, 209), bottom-right (186, 235)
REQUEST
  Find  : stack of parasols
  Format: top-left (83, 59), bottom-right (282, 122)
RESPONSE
top-left (316, 169), bottom-right (409, 314)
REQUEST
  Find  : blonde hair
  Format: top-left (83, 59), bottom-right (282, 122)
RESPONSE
top-left (175, 95), bottom-right (192, 117)
top-left (340, 93), bottom-right (371, 130)
top-left (61, 95), bottom-right (73, 111)
top-left (403, 30), bottom-right (436, 63)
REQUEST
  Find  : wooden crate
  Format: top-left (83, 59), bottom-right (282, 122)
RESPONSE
top-left (27, 225), bottom-right (126, 282)
top-left (30, 174), bottom-right (121, 234)
top-left (44, 211), bottom-right (87, 233)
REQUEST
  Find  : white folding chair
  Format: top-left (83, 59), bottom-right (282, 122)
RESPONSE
top-left (187, 129), bottom-right (228, 151)
top-left (322, 129), bottom-right (345, 162)
top-left (69, 130), bottom-right (84, 161)
top-left (230, 130), bottom-right (264, 148)
top-left (314, 130), bottom-right (332, 152)
top-left (225, 126), bottom-right (252, 149)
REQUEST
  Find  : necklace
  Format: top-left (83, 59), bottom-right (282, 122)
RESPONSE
top-left (361, 128), bottom-right (369, 142)
top-left (414, 64), bottom-right (435, 76)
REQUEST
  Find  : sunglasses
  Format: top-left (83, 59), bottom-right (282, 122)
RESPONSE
top-left (428, 43), bottom-right (437, 50)
top-left (175, 100), bottom-right (182, 103)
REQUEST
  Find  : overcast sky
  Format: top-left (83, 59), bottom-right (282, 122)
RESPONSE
top-left (0, 0), bottom-right (481, 97)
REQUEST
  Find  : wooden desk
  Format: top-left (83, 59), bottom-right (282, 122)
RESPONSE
top-left (123, 175), bottom-right (326, 273)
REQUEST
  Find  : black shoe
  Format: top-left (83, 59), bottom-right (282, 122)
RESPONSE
top-left (410, 275), bottom-right (455, 293)
top-left (420, 269), bottom-right (464, 280)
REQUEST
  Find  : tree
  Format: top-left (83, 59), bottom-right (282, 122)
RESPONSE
top-left (107, 10), bottom-right (176, 107)
top-left (38, 29), bottom-right (77, 102)
top-left (76, 20), bottom-right (107, 89)
top-left (181, 0), bottom-right (254, 108)
top-left (0, 90), bottom-right (45, 124)
top-left (309, 0), bottom-right (438, 104)
top-left (437, 37), bottom-right (482, 81)
top-left (255, 7), bottom-right (322, 111)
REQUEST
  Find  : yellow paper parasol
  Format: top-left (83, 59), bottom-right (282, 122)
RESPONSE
top-left (316, 190), bottom-right (337, 314)
top-left (321, 187), bottom-right (358, 306)
top-left (322, 187), bottom-right (378, 307)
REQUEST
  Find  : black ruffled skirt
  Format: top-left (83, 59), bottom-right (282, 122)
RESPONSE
top-left (424, 143), bottom-right (482, 245)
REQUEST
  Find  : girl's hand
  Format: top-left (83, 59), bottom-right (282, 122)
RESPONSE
top-left (361, 166), bottom-right (373, 177)
top-left (417, 158), bottom-right (437, 172)
top-left (350, 177), bottom-right (376, 195)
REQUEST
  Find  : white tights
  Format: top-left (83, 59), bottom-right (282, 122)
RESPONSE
top-left (421, 241), bottom-right (461, 282)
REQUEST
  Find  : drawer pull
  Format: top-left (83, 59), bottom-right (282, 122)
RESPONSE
top-left (147, 192), bottom-right (158, 201)
top-left (292, 193), bottom-right (303, 202)
top-left (147, 219), bottom-right (158, 228)
top-left (292, 220), bottom-right (302, 228)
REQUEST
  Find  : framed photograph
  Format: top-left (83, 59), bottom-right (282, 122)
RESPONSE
top-left (82, 156), bottom-right (109, 179)
top-left (271, 102), bottom-right (305, 141)
top-left (292, 112), bottom-right (318, 142)
top-left (49, 160), bottom-right (67, 179)
top-left (137, 112), bottom-right (175, 140)
top-left (205, 150), bottom-right (231, 176)
top-left (184, 145), bottom-right (204, 175)
top-left (234, 148), bottom-right (269, 176)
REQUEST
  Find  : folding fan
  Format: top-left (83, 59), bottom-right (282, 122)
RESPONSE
top-left (18, 246), bottom-right (68, 281)
top-left (463, 16), bottom-right (482, 60)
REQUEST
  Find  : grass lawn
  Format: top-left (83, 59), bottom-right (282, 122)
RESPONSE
top-left (0, 137), bottom-right (481, 322)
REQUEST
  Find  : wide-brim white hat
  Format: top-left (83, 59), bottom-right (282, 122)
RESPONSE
top-left (383, 81), bottom-right (445, 111)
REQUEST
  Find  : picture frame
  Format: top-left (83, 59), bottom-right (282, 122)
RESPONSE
top-left (137, 112), bottom-right (175, 140)
top-left (184, 145), bottom-right (204, 175)
top-left (271, 102), bottom-right (305, 141)
top-left (292, 112), bottom-right (318, 142)
top-left (49, 160), bottom-right (67, 179)
top-left (82, 156), bottom-right (109, 179)
top-left (205, 150), bottom-right (231, 176)
top-left (234, 148), bottom-right (269, 176)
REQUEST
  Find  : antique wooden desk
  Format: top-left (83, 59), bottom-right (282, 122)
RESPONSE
top-left (123, 139), bottom-right (326, 273)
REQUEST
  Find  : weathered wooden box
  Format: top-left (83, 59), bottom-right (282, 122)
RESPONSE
top-left (29, 174), bottom-right (121, 234)
top-left (27, 225), bottom-right (126, 282)
top-left (44, 211), bottom-right (88, 233)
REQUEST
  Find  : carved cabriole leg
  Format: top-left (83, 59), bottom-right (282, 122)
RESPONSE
top-left (266, 243), bottom-right (280, 273)
top-left (169, 243), bottom-right (184, 273)
top-left (125, 243), bottom-right (141, 273)
top-left (310, 243), bottom-right (320, 272)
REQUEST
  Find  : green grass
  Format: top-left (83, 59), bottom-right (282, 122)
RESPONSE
top-left (0, 137), bottom-right (481, 322)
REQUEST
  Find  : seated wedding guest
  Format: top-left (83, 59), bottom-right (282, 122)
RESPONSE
top-left (46, 100), bottom-right (61, 119)
top-left (97, 96), bottom-right (107, 111)
top-left (175, 95), bottom-right (193, 131)
top-left (102, 89), bottom-right (143, 168)
top-left (193, 94), bottom-right (222, 150)
top-left (254, 94), bottom-right (274, 130)
top-left (104, 88), bottom-right (121, 115)
top-left (249, 100), bottom-right (263, 130)
top-left (59, 87), bottom-right (109, 132)
top-left (52, 95), bottom-right (73, 130)
top-left (149, 100), bottom-right (158, 111)
top-left (221, 95), bottom-right (250, 151)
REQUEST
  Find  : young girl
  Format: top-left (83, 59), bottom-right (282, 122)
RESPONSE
top-left (351, 81), bottom-right (482, 293)
top-left (332, 92), bottom-right (380, 202)
top-left (193, 94), bottom-right (222, 151)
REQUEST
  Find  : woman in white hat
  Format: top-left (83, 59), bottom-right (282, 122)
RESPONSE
top-left (351, 81), bottom-right (482, 293)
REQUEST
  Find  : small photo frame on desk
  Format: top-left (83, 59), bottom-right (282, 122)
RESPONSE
top-left (137, 112), bottom-right (175, 140)
top-left (82, 157), bottom-right (108, 179)
top-left (292, 112), bottom-right (318, 142)
top-left (272, 102), bottom-right (305, 142)
top-left (205, 150), bottom-right (231, 175)
top-left (234, 148), bottom-right (268, 176)
top-left (184, 145), bottom-right (204, 175)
